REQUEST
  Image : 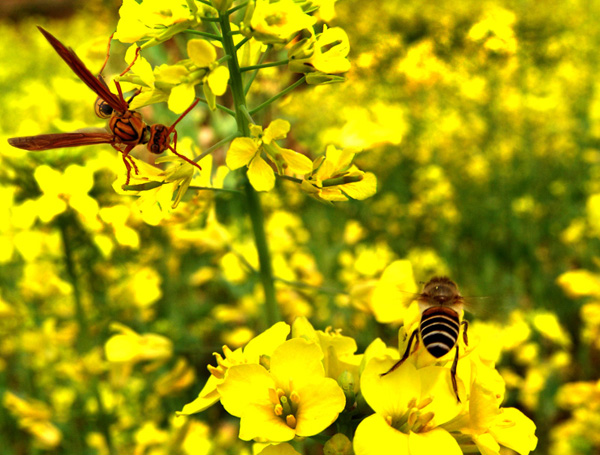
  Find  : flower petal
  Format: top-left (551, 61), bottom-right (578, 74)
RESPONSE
top-left (238, 403), bottom-right (296, 441)
top-left (294, 377), bottom-right (345, 436)
top-left (207, 65), bottom-right (230, 96)
top-left (360, 356), bottom-right (420, 416)
top-left (408, 428), bottom-right (462, 455)
top-left (353, 414), bottom-right (409, 455)
top-left (217, 364), bottom-right (273, 417)
top-left (271, 338), bottom-right (325, 390)
top-left (341, 172), bottom-right (377, 200)
top-left (244, 321), bottom-right (291, 362)
top-left (226, 138), bottom-right (258, 169)
top-left (178, 375), bottom-right (221, 415)
top-left (168, 83), bottom-right (196, 114)
top-left (187, 39), bottom-right (217, 67)
top-left (263, 119), bottom-right (290, 143)
top-left (248, 155), bottom-right (276, 192)
top-left (279, 147), bottom-right (313, 175)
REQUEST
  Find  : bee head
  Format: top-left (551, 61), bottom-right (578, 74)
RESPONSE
top-left (419, 276), bottom-right (463, 310)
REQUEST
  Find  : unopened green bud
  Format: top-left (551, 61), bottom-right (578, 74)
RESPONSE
top-left (324, 433), bottom-right (353, 455)
top-left (306, 72), bottom-right (346, 85)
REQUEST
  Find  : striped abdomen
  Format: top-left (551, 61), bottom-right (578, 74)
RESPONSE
top-left (420, 306), bottom-right (460, 358)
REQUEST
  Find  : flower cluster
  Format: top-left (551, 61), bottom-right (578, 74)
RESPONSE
top-left (182, 316), bottom-right (537, 454)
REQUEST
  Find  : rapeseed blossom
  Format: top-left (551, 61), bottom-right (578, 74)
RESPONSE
top-left (217, 338), bottom-right (345, 441)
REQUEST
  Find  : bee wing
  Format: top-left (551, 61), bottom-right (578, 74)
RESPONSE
top-left (8, 131), bottom-right (114, 151)
top-left (37, 26), bottom-right (128, 114)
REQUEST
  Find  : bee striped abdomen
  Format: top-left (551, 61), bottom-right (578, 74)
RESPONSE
top-left (420, 306), bottom-right (460, 358)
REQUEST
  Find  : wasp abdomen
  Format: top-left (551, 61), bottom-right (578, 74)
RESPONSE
top-left (420, 306), bottom-right (460, 358)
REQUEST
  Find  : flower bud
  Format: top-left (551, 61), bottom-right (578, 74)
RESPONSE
top-left (324, 433), bottom-right (352, 455)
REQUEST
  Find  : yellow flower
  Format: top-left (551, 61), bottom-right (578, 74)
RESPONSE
top-left (556, 269), bottom-right (600, 298)
top-left (288, 26), bottom-right (351, 84)
top-left (354, 358), bottom-right (464, 455)
top-left (179, 321), bottom-right (290, 415)
top-left (115, 0), bottom-right (201, 45)
top-left (301, 145), bottom-right (377, 202)
top-left (368, 260), bottom-right (418, 324)
top-left (226, 119), bottom-right (311, 192)
top-left (292, 316), bottom-right (361, 392)
top-left (33, 164), bottom-right (99, 225)
top-left (217, 338), bottom-right (345, 441)
top-left (248, 0), bottom-right (316, 44)
top-left (3, 392), bottom-right (62, 449)
top-left (104, 322), bottom-right (173, 364)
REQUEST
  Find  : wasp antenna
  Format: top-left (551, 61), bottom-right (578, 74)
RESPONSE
top-left (168, 98), bottom-right (201, 134)
top-left (119, 46), bottom-right (141, 77)
top-left (167, 144), bottom-right (202, 172)
top-left (99, 32), bottom-right (116, 76)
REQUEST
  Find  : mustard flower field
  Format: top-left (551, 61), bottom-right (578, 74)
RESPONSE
top-left (1, 0), bottom-right (599, 454)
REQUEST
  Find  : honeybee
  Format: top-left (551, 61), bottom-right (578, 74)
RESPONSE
top-left (382, 276), bottom-right (469, 402)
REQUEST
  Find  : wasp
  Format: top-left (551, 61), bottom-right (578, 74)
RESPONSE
top-left (7, 27), bottom-right (202, 185)
top-left (382, 276), bottom-right (469, 402)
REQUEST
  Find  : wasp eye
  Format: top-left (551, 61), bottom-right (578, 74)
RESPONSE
top-left (95, 99), bottom-right (113, 119)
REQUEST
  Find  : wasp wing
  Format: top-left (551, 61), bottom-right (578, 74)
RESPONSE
top-left (8, 132), bottom-right (114, 151)
top-left (37, 26), bottom-right (128, 114)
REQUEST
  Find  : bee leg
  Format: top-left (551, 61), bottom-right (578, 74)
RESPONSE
top-left (450, 344), bottom-right (461, 403)
top-left (461, 320), bottom-right (469, 345)
top-left (381, 329), bottom-right (418, 377)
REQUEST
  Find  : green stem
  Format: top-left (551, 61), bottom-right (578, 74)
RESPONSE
top-left (249, 76), bottom-right (305, 115)
top-left (240, 59), bottom-right (289, 72)
top-left (227, 1), bottom-right (249, 15)
top-left (197, 97), bottom-right (236, 116)
top-left (235, 36), bottom-right (252, 51)
top-left (186, 29), bottom-right (222, 41)
top-left (219, 11), bottom-right (280, 326)
top-left (197, 132), bottom-right (240, 161)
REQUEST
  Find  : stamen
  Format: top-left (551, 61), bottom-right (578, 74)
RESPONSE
top-left (207, 364), bottom-right (223, 379)
top-left (407, 410), bottom-right (417, 427)
top-left (276, 388), bottom-right (286, 399)
top-left (268, 388), bottom-right (279, 404)
top-left (286, 414), bottom-right (297, 429)
top-left (290, 391), bottom-right (300, 404)
top-left (274, 404), bottom-right (283, 416)
top-left (418, 396), bottom-right (434, 409)
top-left (413, 412), bottom-right (435, 433)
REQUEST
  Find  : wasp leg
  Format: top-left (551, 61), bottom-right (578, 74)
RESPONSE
top-left (381, 329), bottom-right (418, 377)
top-left (461, 320), bottom-right (469, 345)
top-left (113, 143), bottom-right (138, 185)
top-left (450, 344), bottom-right (461, 403)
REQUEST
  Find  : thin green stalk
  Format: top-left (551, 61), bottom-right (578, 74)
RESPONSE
top-left (227, 1), bottom-right (249, 15)
top-left (249, 76), bottom-right (305, 115)
top-left (197, 97), bottom-right (236, 116)
top-left (235, 36), bottom-right (252, 50)
top-left (219, 11), bottom-right (280, 326)
top-left (197, 132), bottom-right (240, 161)
top-left (186, 29), bottom-right (222, 41)
top-left (240, 59), bottom-right (289, 72)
